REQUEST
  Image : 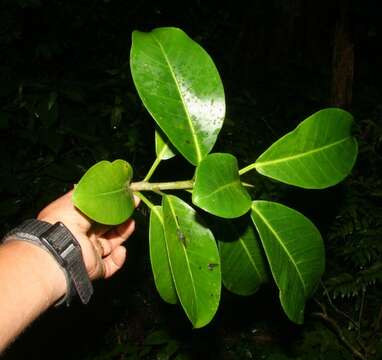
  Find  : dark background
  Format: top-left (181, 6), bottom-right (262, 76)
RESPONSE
top-left (1, 1), bottom-right (382, 359)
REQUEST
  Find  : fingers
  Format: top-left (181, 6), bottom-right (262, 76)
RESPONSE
top-left (103, 246), bottom-right (127, 278)
top-left (100, 219), bottom-right (135, 249)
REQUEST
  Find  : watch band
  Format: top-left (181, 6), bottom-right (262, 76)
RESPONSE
top-left (2, 219), bottom-right (93, 306)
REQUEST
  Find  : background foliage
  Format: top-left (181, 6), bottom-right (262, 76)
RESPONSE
top-left (1, 0), bottom-right (382, 359)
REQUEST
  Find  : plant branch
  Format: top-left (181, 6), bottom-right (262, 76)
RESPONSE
top-left (130, 179), bottom-right (194, 192)
top-left (312, 299), bottom-right (366, 360)
top-left (143, 156), bottom-right (162, 182)
top-left (320, 281), bottom-right (359, 329)
top-left (134, 191), bottom-right (156, 211)
top-left (312, 310), bottom-right (366, 360)
top-left (239, 163), bottom-right (257, 176)
top-left (357, 290), bottom-right (366, 339)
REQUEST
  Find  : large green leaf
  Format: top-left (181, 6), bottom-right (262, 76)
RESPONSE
top-left (149, 206), bottom-right (177, 304)
top-left (73, 160), bottom-right (135, 225)
top-left (248, 108), bottom-right (358, 189)
top-left (251, 201), bottom-right (325, 324)
top-left (162, 195), bottom-right (221, 328)
top-left (130, 27), bottom-right (225, 165)
top-left (155, 130), bottom-right (176, 160)
top-left (192, 153), bottom-right (251, 218)
top-left (216, 218), bottom-right (269, 295)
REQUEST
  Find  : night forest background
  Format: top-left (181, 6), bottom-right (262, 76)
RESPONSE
top-left (1, 0), bottom-right (382, 359)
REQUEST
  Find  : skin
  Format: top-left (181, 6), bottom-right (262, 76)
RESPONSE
top-left (0, 190), bottom-right (138, 353)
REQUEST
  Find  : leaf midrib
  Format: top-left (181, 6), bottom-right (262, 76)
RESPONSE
top-left (252, 205), bottom-right (307, 295)
top-left (196, 179), bottom-right (241, 202)
top-left (151, 33), bottom-right (202, 163)
top-left (239, 237), bottom-right (263, 281)
top-left (255, 137), bottom-right (349, 168)
top-left (151, 206), bottom-right (177, 302)
top-left (166, 197), bottom-right (198, 322)
top-left (82, 187), bottom-right (126, 197)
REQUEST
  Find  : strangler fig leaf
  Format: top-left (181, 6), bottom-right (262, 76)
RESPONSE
top-left (251, 200), bottom-right (325, 324)
top-left (73, 160), bottom-right (135, 225)
top-left (193, 153), bottom-right (251, 218)
top-left (131, 27), bottom-right (225, 165)
top-left (162, 195), bottom-right (221, 328)
top-left (244, 108), bottom-right (358, 189)
top-left (149, 206), bottom-right (177, 304)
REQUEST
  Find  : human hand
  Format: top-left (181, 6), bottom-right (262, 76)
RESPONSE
top-left (37, 190), bottom-right (138, 281)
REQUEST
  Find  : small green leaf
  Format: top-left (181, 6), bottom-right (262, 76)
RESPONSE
top-left (155, 130), bottom-right (176, 160)
top-left (193, 153), bottom-right (251, 218)
top-left (216, 218), bottom-right (269, 295)
top-left (250, 108), bottom-right (358, 189)
top-left (251, 201), bottom-right (325, 324)
top-left (73, 160), bottom-right (135, 225)
top-left (131, 27), bottom-right (225, 165)
top-left (162, 195), bottom-right (221, 328)
top-left (149, 206), bottom-right (177, 304)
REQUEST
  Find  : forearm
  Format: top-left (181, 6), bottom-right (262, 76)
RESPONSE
top-left (0, 240), bottom-right (66, 352)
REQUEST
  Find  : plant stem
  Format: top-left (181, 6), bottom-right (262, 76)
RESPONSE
top-left (239, 163), bottom-right (257, 176)
top-left (143, 156), bottom-right (162, 182)
top-left (130, 179), bottom-right (194, 192)
top-left (134, 191), bottom-right (156, 211)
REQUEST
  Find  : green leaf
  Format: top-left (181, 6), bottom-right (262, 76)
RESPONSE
top-left (73, 160), bottom-right (135, 225)
top-left (149, 206), bottom-right (177, 304)
top-left (162, 195), bottom-right (221, 328)
top-left (155, 130), bottom-right (176, 160)
top-left (250, 108), bottom-right (358, 189)
top-left (251, 201), bottom-right (325, 324)
top-left (192, 153), bottom-right (251, 218)
top-left (130, 27), bottom-right (225, 165)
top-left (216, 218), bottom-right (269, 295)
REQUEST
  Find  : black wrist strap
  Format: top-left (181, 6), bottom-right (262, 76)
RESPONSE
top-left (2, 219), bottom-right (93, 306)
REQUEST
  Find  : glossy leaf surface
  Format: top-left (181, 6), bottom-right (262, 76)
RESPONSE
top-left (216, 219), bottom-right (268, 295)
top-left (73, 160), bottom-right (135, 225)
top-left (155, 130), bottom-right (176, 160)
top-left (130, 27), bottom-right (225, 165)
top-left (162, 195), bottom-right (221, 328)
top-left (251, 201), bottom-right (325, 324)
top-left (193, 153), bottom-right (251, 218)
top-left (149, 206), bottom-right (177, 304)
top-left (253, 108), bottom-right (358, 189)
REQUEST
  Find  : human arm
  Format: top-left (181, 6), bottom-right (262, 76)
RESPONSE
top-left (0, 191), bottom-right (136, 352)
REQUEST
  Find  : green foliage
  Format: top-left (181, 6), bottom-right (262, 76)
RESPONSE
top-left (149, 206), bottom-right (177, 304)
top-left (193, 153), bottom-right (251, 218)
top-left (155, 131), bottom-right (176, 160)
top-left (243, 108), bottom-right (358, 189)
top-left (130, 27), bottom-right (225, 165)
top-left (162, 195), bottom-right (221, 328)
top-left (73, 160), bottom-right (135, 225)
top-left (217, 218), bottom-right (268, 295)
top-left (251, 201), bottom-right (325, 323)
top-left (72, 27), bottom-right (358, 328)
top-left (309, 118), bottom-right (382, 359)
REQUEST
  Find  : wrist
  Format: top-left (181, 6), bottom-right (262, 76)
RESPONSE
top-left (3, 219), bottom-right (94, 306)
top-left (1, 240), bottom-right (67, 307)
